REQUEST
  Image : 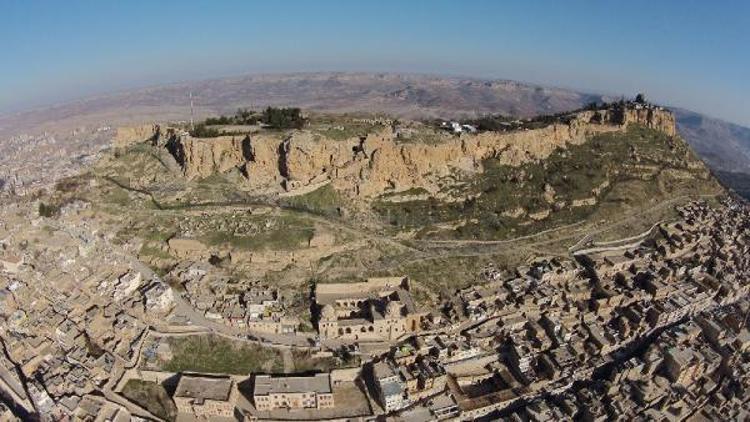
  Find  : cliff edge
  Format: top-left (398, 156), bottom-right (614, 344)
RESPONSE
top-left (128, 106), bottom-right (676, 202)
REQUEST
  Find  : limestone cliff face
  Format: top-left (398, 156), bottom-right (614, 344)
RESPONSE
top-left (621, 108), bottom-right (676, 137)
top-left (114, 124), bottom-right (157, 148)
top-left (168, 135), bottom-right (251, 179)
top-left (158, 108), bottom-right (678, 198)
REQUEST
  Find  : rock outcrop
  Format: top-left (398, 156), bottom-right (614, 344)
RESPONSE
top-left (621, 107), bottom-right (676, 137)
top-left (114, 124), bottom-right (158, 148)
top-left (168, 135), bottom-right (250, 179)
top-left (168, 238), bottom-right (208, 259)
top-left (147, 107), bottom-right (678, 199)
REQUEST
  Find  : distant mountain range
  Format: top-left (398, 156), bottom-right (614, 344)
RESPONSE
top-left (672, 108), bottom-right (750, 198)
top-left (1, 72), bottom-right (748, 195)
top-left (674, 108), bottom-right (750, 173)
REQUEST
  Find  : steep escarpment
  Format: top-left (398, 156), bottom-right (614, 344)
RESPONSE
top-left (114, 124), bottom-right (159, 148)
top-left (169, 135), bottom-right (249, 178)
top-left (154, 107), bottom-right (678, 200)
top-left (81, 105), bottom-right (721, 287)
top-left (620, 107), bottom-right (676, 137)
top-left (374, 122), bottom-right (719, 240)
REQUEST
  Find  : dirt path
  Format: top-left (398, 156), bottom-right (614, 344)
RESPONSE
top-left (281, 349), bottom-right (295, 373)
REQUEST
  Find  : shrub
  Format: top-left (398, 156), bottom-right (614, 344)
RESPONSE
top-left (189, 124), bottom-right (221, 138)
top-left (38, 202), bottom-right (60, 218)
top-left (471, 115), bottom-right (512, 131)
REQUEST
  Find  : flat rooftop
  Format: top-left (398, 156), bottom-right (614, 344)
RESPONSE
top-left (315, 277), bottom-right (407, 305)
top-left (380, 380), bottom-right (403, 396)
top-left (254, 373), bottom-right (332, 395)
top-left (174, 375), bottom-right (233, 402)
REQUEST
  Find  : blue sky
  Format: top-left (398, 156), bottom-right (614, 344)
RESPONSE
top-left (1, 0), bottom-right (748, 125)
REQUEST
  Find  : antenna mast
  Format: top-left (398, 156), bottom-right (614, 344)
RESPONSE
top-left (189, 91), bottom-right (194, 130)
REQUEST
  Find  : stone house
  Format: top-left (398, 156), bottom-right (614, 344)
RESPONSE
top-left (253, 373), bottom-right (334, 411)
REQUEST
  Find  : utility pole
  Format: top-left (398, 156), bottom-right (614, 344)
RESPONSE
top-left (189, 91), bottom-right (194, 130)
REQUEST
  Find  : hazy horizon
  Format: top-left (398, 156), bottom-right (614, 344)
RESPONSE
top-left (2, 0), bottom-right (748, 126)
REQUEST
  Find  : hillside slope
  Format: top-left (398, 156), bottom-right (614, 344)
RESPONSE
top-left (25, 103), bottom-right (722, 297)
top-left (110, 106), bottom-right (720, 263)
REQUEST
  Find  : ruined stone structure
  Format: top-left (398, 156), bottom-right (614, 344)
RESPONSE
top-left (173, 375), bottom-right (238, 419)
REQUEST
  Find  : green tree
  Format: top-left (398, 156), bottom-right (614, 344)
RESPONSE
top-left (261, 107), bottom-right (305, 129)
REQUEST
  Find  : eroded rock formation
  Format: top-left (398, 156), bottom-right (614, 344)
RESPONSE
top-left (131, 108), bottom-right (678, 198)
